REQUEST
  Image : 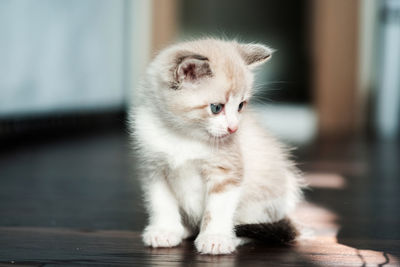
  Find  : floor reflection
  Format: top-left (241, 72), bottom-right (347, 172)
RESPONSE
top-left (1, 131), bottom-right (398, 266)
top-left (293, 201), bottom-right (398, 266)
top-left (141, 199), bottom-right (399, 266)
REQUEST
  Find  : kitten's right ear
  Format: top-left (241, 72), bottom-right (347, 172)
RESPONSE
top-left (236, 43), bottom-right (273, 68)
top-left (171, 54), bottom-right (213, 89)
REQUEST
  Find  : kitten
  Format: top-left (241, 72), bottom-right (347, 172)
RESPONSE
top-left (130, 38), bottom-right (304, 255)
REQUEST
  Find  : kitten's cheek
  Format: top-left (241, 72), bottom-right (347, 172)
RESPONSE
top-left (206, 125), bottom-right (217, 136)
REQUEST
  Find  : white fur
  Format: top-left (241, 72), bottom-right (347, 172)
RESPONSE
top-left (130, 39), bottom-right (303, 255)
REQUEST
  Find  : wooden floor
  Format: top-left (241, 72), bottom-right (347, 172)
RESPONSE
top-left (0, 129), bottom-right (399, 266)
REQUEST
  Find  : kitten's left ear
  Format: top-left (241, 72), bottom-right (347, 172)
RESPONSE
top-left (236, 43), bottom-right (274, 68)
top-left (172, 54), bottom-right (213, 89)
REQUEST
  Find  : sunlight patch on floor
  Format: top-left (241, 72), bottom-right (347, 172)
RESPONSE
top-left (293, 201), bottom-right (399, 266)
top-left (305, 173), bottom-right (347, 189)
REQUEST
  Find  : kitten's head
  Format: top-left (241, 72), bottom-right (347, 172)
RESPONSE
top-left (144, 39), bottom-right (272, 141)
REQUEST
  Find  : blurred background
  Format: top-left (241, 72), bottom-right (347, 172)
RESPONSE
top-left (0, 0), bottom-right (400, 143)
top-left (0, 0), bottom-right (399, 203)
top-left (1, 1), bottom-right (400, 264)
top-left (1, 0), bottom-right (399, 144)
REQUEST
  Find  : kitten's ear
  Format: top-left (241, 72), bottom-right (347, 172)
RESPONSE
top-left (236, 43), bottom-right (273, 68)
top-left (172, 54), bottom-right (213, 89)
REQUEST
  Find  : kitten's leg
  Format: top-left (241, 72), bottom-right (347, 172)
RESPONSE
top-left (142, 175), bottom-right (185, 248)
top-left (195, 178), bottom-right (242, 255)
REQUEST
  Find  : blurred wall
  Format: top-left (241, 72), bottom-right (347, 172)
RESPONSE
top-left (375, 0), bottom-right (400, 139)
top-left (0, 0), bottom-right (128, 117)
top-left (178, 0), bottom-right (311, 104)
top-left (312, 0), bottom-right (361, 138)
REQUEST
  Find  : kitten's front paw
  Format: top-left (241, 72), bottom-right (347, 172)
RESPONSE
top-left (142, 226), bottom-right (183, 248)
top-left (195, 234), bottom-right (238, 255)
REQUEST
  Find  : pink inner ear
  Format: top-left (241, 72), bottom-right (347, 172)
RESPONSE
top-left (183, 63), bottom-right (197, 80)
top-left (175, 56), bottom-right (212, 85)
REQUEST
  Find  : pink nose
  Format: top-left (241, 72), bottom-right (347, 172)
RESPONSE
top-left (228, 126), bottom-right (238, 134)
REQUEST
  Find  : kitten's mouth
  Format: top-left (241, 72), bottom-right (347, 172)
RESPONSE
top-left (207, 131), bottom-right (232, 140)
top-left (214, 133), bottom-right (230, 139)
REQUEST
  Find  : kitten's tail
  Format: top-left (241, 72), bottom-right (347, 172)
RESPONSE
top-left (234, 218), bottom-right (298, 245)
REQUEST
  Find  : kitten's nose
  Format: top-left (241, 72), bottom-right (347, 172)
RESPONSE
top-left (228, 126), bottom-right (238, 134)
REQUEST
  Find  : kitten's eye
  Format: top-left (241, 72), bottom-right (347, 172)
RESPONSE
top-left (210, 103), bottom-right (224, 114)
top-left (238, 101), bottom-right (245, 111)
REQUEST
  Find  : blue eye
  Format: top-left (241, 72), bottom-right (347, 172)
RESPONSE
top-left (210, 103), bottom-right (224, 114)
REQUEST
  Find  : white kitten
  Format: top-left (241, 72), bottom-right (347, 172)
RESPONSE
top-left (129, 38), bottom-right (304, 255)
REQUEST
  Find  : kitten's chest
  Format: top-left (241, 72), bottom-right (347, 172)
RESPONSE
top-left (168, 161), bottom-right (206, 223)
top-left (160, 136), bottom-right (209, 167)
top-left (135, 109), bottom-right (210, 167)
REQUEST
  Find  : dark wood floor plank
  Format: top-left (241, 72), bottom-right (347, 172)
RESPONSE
top-left (0, 224), bottom-right (398, 266)
top-left (0, 131), bottom-right (399, 266)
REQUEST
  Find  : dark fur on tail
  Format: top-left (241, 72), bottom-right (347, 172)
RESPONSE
top-left (235, 218), bottom-right (298, 245)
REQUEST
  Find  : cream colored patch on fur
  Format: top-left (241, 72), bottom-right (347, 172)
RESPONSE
top-left (201, 211), bottom-right (212, 231)
top-left (209, 178), bottom-right (241, 194)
